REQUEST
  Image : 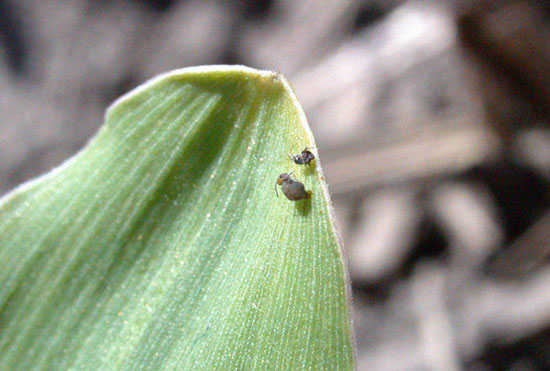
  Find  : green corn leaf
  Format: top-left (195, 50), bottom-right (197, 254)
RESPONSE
top-left (0, 66), bottom-right (354, 370)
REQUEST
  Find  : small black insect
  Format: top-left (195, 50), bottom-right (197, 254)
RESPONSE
top-left (290, 147), bottom-right (315, 166)
top-left (276, 173), bottom-right (312, 201)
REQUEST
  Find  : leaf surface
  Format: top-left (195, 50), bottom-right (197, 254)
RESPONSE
top-left (0, 66), bottom-right (354, 370)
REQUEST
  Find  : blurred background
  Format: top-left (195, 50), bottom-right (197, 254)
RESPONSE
top-left (1, 0), bottom-right (550, 369)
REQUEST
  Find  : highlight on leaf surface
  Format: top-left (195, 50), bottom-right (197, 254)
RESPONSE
top-left (0, 65), bottom-right (354, 370)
